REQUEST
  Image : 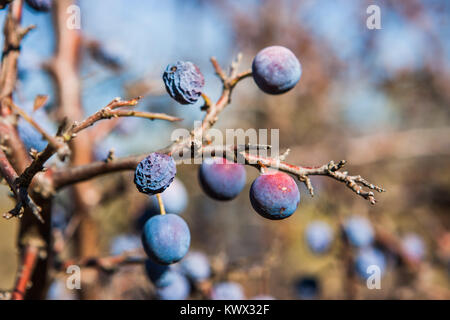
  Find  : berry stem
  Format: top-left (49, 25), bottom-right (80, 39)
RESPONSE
top-left (156, 193), bottom-right (166, 215)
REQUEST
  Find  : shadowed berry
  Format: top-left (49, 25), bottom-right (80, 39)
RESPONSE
top-left (142, 214), bottom-right (190, 265)
top-left (156, 271), bottom-right (190, 300)
top-left (180, 251), bottom-right (211, 282)
top-left (401, 233), bottom-right (425, 262)
top-left (145, 259), bottom-right (173, 287)
top-left (294, 276), bottom-right (320, 300)
top-left (199, 158), bottom-right (246, 201)
top-left (252, 46), bottom-right (301, 94)
top-left (134, 153), bottom-right (176, 195)
top-left (25, 0), bottom-right (52, 12)
top-left (344, 216), bottom-right (374, 248)
top-left (211, 282), bottom-right (245, 300)
top-left (250, 171), bottom-right (300, 220)
top-left (163, 61), bottom-right (204, 104)
top-left (305, 221), bottom-right (333, 254)
top-left (355, 247), bottom-right (386, 279)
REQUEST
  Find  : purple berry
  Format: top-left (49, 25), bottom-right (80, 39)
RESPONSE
top-left (252, 46), bottom-right (301, 94)
top-left (179, 251), bottom-right (211, 282)
top-left (211, 282), bottom-right (245, 300)
top-left (355, 247), bottom-right (386, 279)
top-left (344, 216), bottom-right (374, 248)
top-left (134, 153), bottom-right (176, 195)
top-left (155, 271), bottom-right (190, 300)
top-left (163, 61), bottom-right (204, 104)
top-left (401, 233), bottom-right (425, 262)
top-left (305, 221), bottom-right (333, 254)
top-left (25, 0), bottom-right (52, 12)
top-left (250, 171), bottom-right (300, 220)
top-left (199, 158), bottom-right (246, 201)
top-left (142, 214), bottom-right (190, 265)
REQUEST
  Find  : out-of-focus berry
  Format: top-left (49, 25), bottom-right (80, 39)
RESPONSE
top-left (46, 279), bottom-right (77, 300)
top-left (163, 61), bottom-right (204, 104)
top-left (355, 247), bottom-right (386, 279)
top-left (136, 177), bottom-right (189, 229)
top-left (294, 276), bottom-right (320, 300)
top-left (211, 282), bottom-right (245, 300)
top-left (250, 171), bottom-right (300, 220)
top-left (149, 178), bottom-right (188, 215)
top-left (305, 221), bottom-right (333, 254)
top-left (252, 46), bottom-right (301, 94)
top-left (179, 251), bottom-right (211, 282)
top-left (109, 234), bottom-right (141, 256)
top-left (199, 158), bottom-right (246, 201)
top-left (25, 0), bottom-right (52, 12)
top-left (344, 216), bottom-right (374, 248)
top-left (401, 233), bottom-right (425, 262)
top-left (155, 271), bottom-right (190, 300)
top-left (134, 153), bottom-right (176, 195)
top-left (142, 214), bottom-right (190, 265)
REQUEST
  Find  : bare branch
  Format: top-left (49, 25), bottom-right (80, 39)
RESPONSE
top-left (0, 147), bottom-right (43, 222)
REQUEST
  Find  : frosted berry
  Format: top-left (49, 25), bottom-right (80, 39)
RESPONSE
top-left (134, 153), bottom-right (176, 195)
top-left (142, 214), bottom-right (190, 265)
top-left (199, 157), bottom-right (246, 201)
top-left (25, 0), bottom-right (52, 12)
top-left (163, 61), bottom-right (204, 104)
top-left (250, 171), bottom-right (300, 220)
top-left (252, 46), bottom-right (301, 94)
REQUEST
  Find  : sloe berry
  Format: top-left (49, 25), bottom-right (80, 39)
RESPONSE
top-left (305, 221), bottom-right (333, 254)
top-left (179, 251), bottom-right (211, 282)
top-left (355, 247), bottom-right (386, 279)
top-left (343, 216), bottom-right (374, 248)
top-left (134, 152), bottom-right (176, 195)
top-left (250, 171), bottom-right (300, 220)
top-left (401, 233), bottom-right (425, 262)
top-left (142, 214), bottom-right (190, 265)
top-left (211, 282), bottom-right (245, 300)
top-left (252, 46), bottom-right (301, 94)
top-left (156, 271), bottom-right (190, 300)
top-left (163, 61), bottom-right (204, 104)
top-left (294, 276), bottom-right (320, 300)
top-left (199, 157), bottom-right (246, 201)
